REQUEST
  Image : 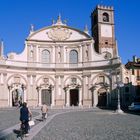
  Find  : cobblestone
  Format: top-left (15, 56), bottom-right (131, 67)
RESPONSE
top-left (0, 108), bottom-right (39, 131)
top-left (1, 108), bottom-right (140, 140)
top-left (33, 110), bottom-right (140, 140)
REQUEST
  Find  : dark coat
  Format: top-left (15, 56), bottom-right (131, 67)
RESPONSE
top-left (20, 107), bottom-right (30, 121)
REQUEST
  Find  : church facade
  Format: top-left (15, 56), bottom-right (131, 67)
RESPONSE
top-left (0, 5), bottom-right (123, 107)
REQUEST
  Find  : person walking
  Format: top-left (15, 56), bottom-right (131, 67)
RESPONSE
top-left (20, 102), bottom-right (32, 136)
top-left (41, 103), bottom-right (48, 121)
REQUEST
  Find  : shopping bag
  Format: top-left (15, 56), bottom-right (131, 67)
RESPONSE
top-left (29, 120), bottom-right (35, 126)
top-left (45, 113), bottom-right (48, 119)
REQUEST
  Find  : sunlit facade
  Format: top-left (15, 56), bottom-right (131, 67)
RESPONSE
top-left (0, 5), bottom-right (124, 107)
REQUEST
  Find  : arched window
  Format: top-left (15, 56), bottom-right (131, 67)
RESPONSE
top-left (103, 13), bottom-right (109, 22)
top-left (42, 50), bottom-right (50, 63)
top-left (69, 50), bottom-right (78, 63)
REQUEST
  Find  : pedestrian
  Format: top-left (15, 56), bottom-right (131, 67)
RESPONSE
top-left (20, 102), bottom-right (32, 136)
top-left (41, 103), bottom-right (48, 121)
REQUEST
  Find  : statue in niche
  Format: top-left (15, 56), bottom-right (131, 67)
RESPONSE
top-left (86, 50), bottom-right (88, 61)
top-left (58, 52), bottom-right (61, 62)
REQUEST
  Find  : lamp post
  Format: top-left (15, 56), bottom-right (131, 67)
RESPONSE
top-left (115, 75), bottom-right (124, 114)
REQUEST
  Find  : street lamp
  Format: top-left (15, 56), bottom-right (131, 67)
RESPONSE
top-left (115, 75), bottom-right (124, 114)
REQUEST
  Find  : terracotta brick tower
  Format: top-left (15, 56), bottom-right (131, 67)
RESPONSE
top-left (91, 5), bottom-right (118, 59)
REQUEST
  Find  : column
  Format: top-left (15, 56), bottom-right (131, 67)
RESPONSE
top-left (66, 48), bottom-right (68, 63)
top-left (3, 73), bottom-right (7, 105)
top-left (93, 90), bottom-right (98, 107)
top-left (55, 76), bottom-right (59, 105)
top-left (66, 90), bottom-right (69, 106)
top-left (55, 46), bottom-right (58, 63)
top-left (87, 75), bottom-right (91, 99)
top-left (51, 88), bottom-right (55, 106)
top-left (27, 75), bottom-right (31, 102)
top-left (39, 90), bottom-right (42, 106)
top-left (60, 75), bottom-right (64, 99)
top-left (82, 76), bottom-right (86, 100)
top-left (8, 86), bottom-right (12, 107)
top-left (32, 75), bottom-right (36, 100)
top-left (36, 87), bottom-right (40, 106)
top-left (78, 87), bottom-right (82, 106)
top-left (106, 89), bottom-right (109, 107)
top-left (24, 89), bottom-right (26, 102)
top-left (91, 90), bottom-right (94, 107)
top-left (88, 44), bottom-right (91, 61)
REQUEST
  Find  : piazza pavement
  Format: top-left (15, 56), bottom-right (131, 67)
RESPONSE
top-left (0, 107), bottom-right (140, 140)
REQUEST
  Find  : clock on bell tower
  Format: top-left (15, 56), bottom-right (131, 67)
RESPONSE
top-left (91, 5), bottom-right (118, 58)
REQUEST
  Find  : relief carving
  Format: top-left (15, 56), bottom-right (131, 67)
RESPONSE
top-left (47, 27), bottom-right (72, 41)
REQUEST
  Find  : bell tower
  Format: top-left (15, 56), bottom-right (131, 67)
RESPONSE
top-left (91, 5), bottom-right (118, 58)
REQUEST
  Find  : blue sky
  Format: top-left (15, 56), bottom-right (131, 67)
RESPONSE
top-left (0, 0), bottom-right (139, 64)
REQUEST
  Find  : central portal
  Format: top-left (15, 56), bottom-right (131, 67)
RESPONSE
top-left (97, 92), bottom-right (107, 107)
top-left (70, 89), bottom-right (79, 106)
top-left (41, 89), bottom-right (51, 106)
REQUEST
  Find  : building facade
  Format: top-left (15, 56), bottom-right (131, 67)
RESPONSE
top-left (125, 56), bottom-right (140, 101)
top-left (0, 5), bottom-right (122, 107)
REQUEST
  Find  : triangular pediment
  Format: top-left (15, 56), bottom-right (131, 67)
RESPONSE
top-left (27, 25), bottom-right (92, 42)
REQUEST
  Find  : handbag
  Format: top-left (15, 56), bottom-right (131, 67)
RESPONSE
top-left (45, 113), bottom-right (48, 118)
top-left (29, 120), bottom-right (35, 126)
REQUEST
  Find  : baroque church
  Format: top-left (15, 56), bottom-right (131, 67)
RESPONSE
top-left (0, 5), bottom-right (123, 108)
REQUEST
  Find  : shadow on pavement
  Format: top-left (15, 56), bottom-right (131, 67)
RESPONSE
top-left (35, 118), bottom-right (43, 122)
top-left (124, 110), bottom-right (140, 116)
top-left (98, 106), bottom-right (140, 116)
top-left (13, 129), bottom-right (24, 139)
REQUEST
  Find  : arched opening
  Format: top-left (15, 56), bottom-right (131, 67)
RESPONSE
top-left (70, 89), bottom-right (79, 106)
top-left (103, 12), bottom-right (109, 22)
top-left (97, 88), bottom-right (107, 107)
top-left (41, 89), bottom-right (51, 106)
top-left (12, 88), bottom-right (23, 106)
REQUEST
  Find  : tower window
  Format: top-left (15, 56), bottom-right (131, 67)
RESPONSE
top-left (105, 41), bottom-right (108, 45)
top-left (103, 13), bottom-right (109, 22)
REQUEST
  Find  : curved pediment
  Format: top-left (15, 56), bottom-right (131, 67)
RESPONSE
top-left (27, 25), bottom-right (92, 42)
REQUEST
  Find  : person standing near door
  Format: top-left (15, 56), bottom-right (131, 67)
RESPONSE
top-left (41, 103), bottom-right (48, 121)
